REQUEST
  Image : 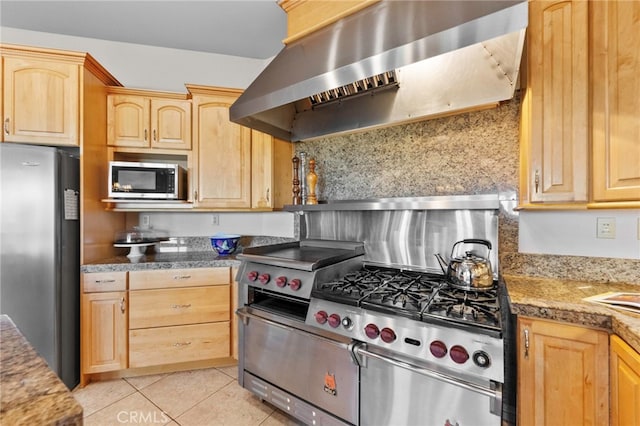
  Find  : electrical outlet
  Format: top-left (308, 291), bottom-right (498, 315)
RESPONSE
top-left (141, 214), bottom-right (150, 228)
top-left (211, 214), bottom-right (220, 226)
top-left (596, 217), bottom-right (616, 239)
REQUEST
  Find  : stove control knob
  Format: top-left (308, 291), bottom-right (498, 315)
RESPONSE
top-left (429, 340), bottom-right (448, 358)
top-left (341, 317), bottom-right (353, 329)
top-left (275, 276), bottom-right (287, 287)
top-left (364, 323), bottom-right (380, 339)
top-left (247, 271), bottom-right (259, 281)
top-left (289, 278), bottom-right (302, 291)
top-left (473, 351), bottom-right (491, 368)
top-left (328, 314), bottom-right (341, 328)
top-left (380, 327), bottom-right (396, 343)
top-left (315, 311), bottom-right (328, 325)
top-left (258, 273), bottom-right (270, 285)
top-left (450, 345), bottom-right (470, 364)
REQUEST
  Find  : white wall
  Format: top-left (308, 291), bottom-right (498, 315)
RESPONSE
top-left (139, 212), bottom-right (295, 238)
top-left (0, 27), bottom-right (270, 92)
top-left (519, 209), bottom-right (640, 259)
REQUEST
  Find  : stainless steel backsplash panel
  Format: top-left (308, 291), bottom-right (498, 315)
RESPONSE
top-left (300, 208), bottom-right (499, 276)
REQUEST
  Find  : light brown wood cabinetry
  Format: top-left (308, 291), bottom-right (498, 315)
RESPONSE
top-left (520, 0), bottom-right (640, 208)
top-left (108, 88), bottom-right (191, 150)
top-left (279, 0), bottom-right (379, 44)
top-left (251, 130), bottom-right (293, 209)
top-left (80, 272), bottom-right (128, 381)
top-left (2, 55), bottom-right (79, 145)
top-left (128, 267), bottom-right (231, 368)
top-left (188, 84), bottom-right (252, 209)
top-left (517, 317), bottom-right (609, 426)
top-left (231, 267), bottom-right (239, 360)
top-left (610, 335), bottom-right (640, 426)
top-left (521, 0), bottom-right (589, 205)
top-left (590, 0), bottom-right (640, 203)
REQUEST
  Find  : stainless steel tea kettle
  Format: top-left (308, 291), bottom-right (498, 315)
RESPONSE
top-left (435, 239), bottom-right (494, 290)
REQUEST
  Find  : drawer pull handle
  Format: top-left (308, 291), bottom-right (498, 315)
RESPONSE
top-left (524, 328), bottom-right (530, 359)
top-left (4, 118), bottom-right (9, 135)
top-left (173, 275), bottom-right (192, 280)
top-left (171, 304), bottom-right (192, 309)
top-left (95, 279), bottom-right (116, 284)
top-left (173, 341), bottom-right (191, 347)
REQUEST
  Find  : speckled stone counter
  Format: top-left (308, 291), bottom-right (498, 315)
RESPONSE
top-left (0, 315), bottom-right (83, 425)
top-left (81, 251), bottom-right (242, 273)
top-left (504, 274), bottom-right (640, 354)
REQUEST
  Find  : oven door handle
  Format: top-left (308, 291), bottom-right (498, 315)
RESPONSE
top-left (353, 343), bottom-right (502, 413)
top-left (236, 308), bottom-right (352, 349)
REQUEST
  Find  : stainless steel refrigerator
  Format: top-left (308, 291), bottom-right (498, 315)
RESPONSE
top-left (0, 142), bottom-right (80, 390)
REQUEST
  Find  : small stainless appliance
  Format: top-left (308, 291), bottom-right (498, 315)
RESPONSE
top-left (236, 194), bottom-right (516, 426)
top-left (108, 161), bottom-right (186, 199)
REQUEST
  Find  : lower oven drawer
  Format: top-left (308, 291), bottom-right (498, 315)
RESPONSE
top-left (129, 322), bottom-right (229, 368)
top-left (356, 345), bottom-right (502, 426)
top-left (239, 310), bottom-right (358, 425)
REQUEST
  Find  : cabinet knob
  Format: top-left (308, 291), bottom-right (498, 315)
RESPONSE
top-left (153, 129), bottom-right (157, 141)
top-left (524, 328), bottom-right (530, 359)
top-left (534, 170), bottom-right (540, 193)
top-left (120, 297), bottom-right (126, 314)
top-left (144, 129), bottom-right (148, 141)
top-left (3, 118), bottom-right (9, 135)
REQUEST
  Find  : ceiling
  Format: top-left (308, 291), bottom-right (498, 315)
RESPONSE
top-left (0, 0), bottom-right (288, 59)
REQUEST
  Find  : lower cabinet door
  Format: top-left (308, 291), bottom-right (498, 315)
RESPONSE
top-left (129, 322), bottom-right (230, 368)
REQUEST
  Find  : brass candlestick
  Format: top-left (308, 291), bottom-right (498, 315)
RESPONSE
top-left (306, 158), bottom-right (318, 205)
top-left (292, 156), bottom-right (301, 205)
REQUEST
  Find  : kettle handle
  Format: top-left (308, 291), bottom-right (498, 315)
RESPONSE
top-left (451, 239), bottom-right (492, 257)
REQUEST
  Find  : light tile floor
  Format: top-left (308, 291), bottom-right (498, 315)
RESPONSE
top-left (72, 365), bottom-right (303, 426)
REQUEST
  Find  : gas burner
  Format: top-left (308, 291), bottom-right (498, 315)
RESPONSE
top-left (423, 287), bottom-right (500, 330)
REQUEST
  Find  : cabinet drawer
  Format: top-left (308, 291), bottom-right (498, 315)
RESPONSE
top-left (82, 271), bottom-right (127, 293)
top-left (129, 267), bottom-right (230, 290)
top-left (129, 322), bottom-right (230, 368)
top-left (129, 285), bottom-right (230, 329)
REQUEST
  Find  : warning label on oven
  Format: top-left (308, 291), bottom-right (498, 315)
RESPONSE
top-left (324, 372), bottom-right (337, 396)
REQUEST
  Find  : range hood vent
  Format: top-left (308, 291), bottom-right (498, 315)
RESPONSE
top-left (230, 1), bottom-right (528, 142)
top-left (308, 70), bottom-right (399, 107)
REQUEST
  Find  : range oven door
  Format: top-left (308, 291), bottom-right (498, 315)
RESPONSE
top-left (237, 308), bottom-right (359, 425)
top-left (353, 343), bottom-right (503, 426)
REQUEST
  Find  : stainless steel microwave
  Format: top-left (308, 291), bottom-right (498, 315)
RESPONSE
top-left (108, 161), bottom-right (186, 199)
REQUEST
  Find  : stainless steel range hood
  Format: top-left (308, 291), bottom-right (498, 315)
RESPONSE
top-left (230, 0), bottom-right (528, 142)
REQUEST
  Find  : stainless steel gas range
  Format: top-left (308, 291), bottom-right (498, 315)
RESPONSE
top-left (235, 195), bottom-right (516, 426)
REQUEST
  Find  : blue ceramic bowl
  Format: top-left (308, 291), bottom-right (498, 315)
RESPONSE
top-left (210, 234), bottom-right (241, 255)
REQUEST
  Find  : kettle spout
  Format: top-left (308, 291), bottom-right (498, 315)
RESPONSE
top-left (434, 253), bottom-right (448, 274)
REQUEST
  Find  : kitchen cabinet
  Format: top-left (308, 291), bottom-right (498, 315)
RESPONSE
top-left (590, 0), bottom-right (640, 203)
top-left (107, 88), bottom-right (191, 150)
top-left (520, 0), bottom-right (640, 208)
top-left (251, 130), bottom-right (293, 209)
top-left (610, 335), bottom-right (640, 426)
top-left (128, 267), bottom-right (231, 368)
top-left (1, 53), bottom-right (79, 146)
top-left (517, 317), bottom-right (609, 426)
top-left (231, 267), bottom-right (239, 360)
top-left (188, 84), bottom-right (252, 209)
top-left (279, 0), bottom-right (379, 44)
top-left (520, 0), bottom-right (589, 205)
top-left (80, 272), bottom-right (128, 382)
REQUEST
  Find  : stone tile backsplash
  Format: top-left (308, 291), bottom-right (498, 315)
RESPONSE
top-left (294, 91), bottom-right (640, 285)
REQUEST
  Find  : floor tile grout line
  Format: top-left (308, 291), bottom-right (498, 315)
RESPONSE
top-left (78, 378), bottom-right (138, 418)
top-left (135, 389), bottom-right (181, 425)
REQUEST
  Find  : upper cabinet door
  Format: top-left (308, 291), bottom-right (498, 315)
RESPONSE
top-left (591, 0), bottom-right (640, 202)
top-left (192, 90), bottom-right (251, 208)
top-left (108, 95), bottom-right (150, 148)
top-left (525, 0), bottom-right (589, 203)
top-left (3, 57), bottom-right (79, 146)
top-left (150, 98), bottom-right (191, 150)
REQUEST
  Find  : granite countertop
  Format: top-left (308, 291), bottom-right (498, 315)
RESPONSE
top-left (0, 315), bottom-right (83, 425)
top-left (504, 274), bottom-right (640, 354)
top-left (81, 251), bottom-right (243, 273)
